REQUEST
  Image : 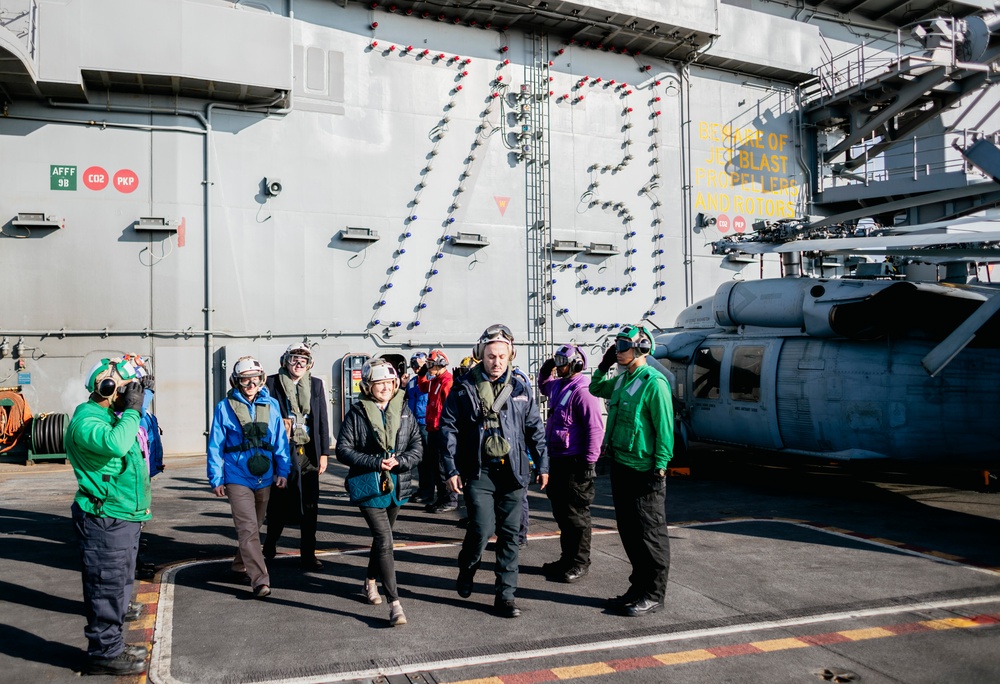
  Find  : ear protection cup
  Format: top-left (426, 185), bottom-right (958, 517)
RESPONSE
top-left (570, 356), bottom-right (584, 374)
top-left (97, 377), bottom-right (118, 398)
top-left (636, 330), bottom-right (653, 355)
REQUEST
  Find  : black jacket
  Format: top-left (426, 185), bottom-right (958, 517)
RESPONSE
top-left (265, 374), bottom-right (331, 468)
top-left (440, 366), bottom-right (548, 487)
top-left (335, 398), bottom-right (423, 501)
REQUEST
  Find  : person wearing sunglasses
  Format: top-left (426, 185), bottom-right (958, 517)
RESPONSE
top-left (537, 345), bottom-right (605, 584)
top-left (589, 325), bottom-right (674, 617)
top-left (262, 343), bottom-right (331, 570)
top-left (207, 356), bottom-right (291, 600)
top-left (440, 325), bottom-right (548, 618)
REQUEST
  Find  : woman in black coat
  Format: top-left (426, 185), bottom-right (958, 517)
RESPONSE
top-left (336, 358), bottom-right (422, 627)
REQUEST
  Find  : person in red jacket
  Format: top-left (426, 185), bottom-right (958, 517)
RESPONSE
top-left (416, 349), bottom-right (456, 512)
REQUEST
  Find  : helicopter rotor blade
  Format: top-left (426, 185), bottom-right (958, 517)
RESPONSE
top-left (922, 292), bottom-right (1000, 376)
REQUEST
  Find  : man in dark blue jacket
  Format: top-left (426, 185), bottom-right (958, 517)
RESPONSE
top-left (440, 325), bottom-right (548, 618)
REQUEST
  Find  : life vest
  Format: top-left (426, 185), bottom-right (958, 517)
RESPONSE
top-left (223, 391), bottom-right (274, 470)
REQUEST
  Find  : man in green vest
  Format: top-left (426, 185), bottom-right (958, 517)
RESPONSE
top-left (589, 325), bottom-right (673, 617)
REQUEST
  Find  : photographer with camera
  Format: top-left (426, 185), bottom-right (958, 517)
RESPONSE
top-left (67, 356), bottom-right (154, 676)
top-left (207, 356), bottom-right (290, 600)
top-left (589, 325), bottom-right (674, 617)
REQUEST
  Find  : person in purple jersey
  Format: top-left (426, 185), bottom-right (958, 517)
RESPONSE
top-left (536, 344), bottom-right (605, 583)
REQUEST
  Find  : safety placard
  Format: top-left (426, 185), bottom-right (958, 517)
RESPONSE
top-left (51, 165), bottom-right (77, 191)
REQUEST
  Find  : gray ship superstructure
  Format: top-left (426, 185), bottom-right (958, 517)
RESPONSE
top-left (1, 0), bottom-right (997, 455)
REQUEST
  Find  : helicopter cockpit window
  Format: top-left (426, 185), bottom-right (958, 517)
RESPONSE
top-left (730, 346), bottom-right (763, 402)
top-left (692, 346), bottom-right (723, 400)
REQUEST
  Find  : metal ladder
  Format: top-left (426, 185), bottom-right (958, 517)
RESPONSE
top-left (522, 32), bottom-right (553, 375)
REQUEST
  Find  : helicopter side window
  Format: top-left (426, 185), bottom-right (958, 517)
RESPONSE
top-left (730, 346), bottom-right (763, 402)
top-left (692, 346), bottom-right (723, 400)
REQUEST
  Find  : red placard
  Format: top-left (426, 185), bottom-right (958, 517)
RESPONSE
top-left (716, 214), bottom-right (730, 233)
top-left (83, 166), bottom-right (109, 191)
top-left (733, 215), bottom-right (747, 233)
top-left (113, 169), bottom-right (139, 193)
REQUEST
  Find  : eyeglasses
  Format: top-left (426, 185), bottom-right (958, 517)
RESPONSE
top-left (554, 354), bottom-right (571, 367)
top-left (288, 355), bottom-right (309, 367)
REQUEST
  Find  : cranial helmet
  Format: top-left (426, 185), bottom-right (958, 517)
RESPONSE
top-left (428, 349), bottom-right (449, 368)
top-left (474, 324), bottom-right (515, 361)
top-left (281, 343), bottom-right (313, 370)
top-left (361, 358), bottom-right (399, 395)
top-left (409, 351), bottom-right (428, 367)
top-left (230, 356), bottom-right (266, 389)
top-left (86, 357), bottom-right (140, 398)
top-left (615, 325), bottom-right (654, 355)
top-left (554, 344), bottom-right (587, 373)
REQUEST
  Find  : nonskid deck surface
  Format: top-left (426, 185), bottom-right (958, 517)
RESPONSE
top-left (2, 455), bottom-right (1000, 683)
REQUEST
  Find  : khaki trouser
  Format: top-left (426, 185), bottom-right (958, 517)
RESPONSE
top-left (226, 484), bottom-right (271, 589)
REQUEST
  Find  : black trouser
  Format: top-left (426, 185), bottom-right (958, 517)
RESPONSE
top-left (265, 464), bottom-right (320, 560)
top-left (610, 460), bottom-right (670, 602)
top-left (458, 466), bottom-right (524, 601)
top-left (546, 457), bottom-right (596, 568)
top-left (360, 504), bottom-right (400, 601)
top-left (426, 430), bottom-right (457, 505)
top-left (414, 425), bottom-right (434, 498)
top-left (72, 502), bottom-right (142, 658)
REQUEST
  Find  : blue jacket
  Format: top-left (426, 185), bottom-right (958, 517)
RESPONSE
top-left (207, 386), bottom-right (292, 490)
top-left (405, 376), bottom-right (428, 425)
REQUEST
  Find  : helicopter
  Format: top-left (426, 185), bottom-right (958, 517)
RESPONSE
top-left (652, 214), bottom-right (1000, 466)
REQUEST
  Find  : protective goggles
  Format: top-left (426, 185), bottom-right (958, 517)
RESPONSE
top-left (554, 353), bottom-right (572, 367)
top-left (481, 324), bottom-right (513, 344)
top-left (409, 353), bottom-right (427, 368)
top-left (237, 374), bottom-right (263, 387)
top-left (288, 355), bottom-right (310, 367)
top-left (615, 337), bottom-right (639, 353)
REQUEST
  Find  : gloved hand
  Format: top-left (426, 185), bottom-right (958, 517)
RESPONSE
top-left (598, 345), bottom-right (617, 373)
top-left (417, 363), bottom-right (428, 377)
top-left (649, 467), bottom-right (666, 489)
top-left (539, 358), bottom-right (556, 379)
top-left (140, 374), bottom-right (155, 392)
top-left (120, 381), bottom-right (145, 413)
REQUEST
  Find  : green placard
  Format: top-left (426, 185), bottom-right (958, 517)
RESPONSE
top-left (50, 165), bottom-right (77, 191)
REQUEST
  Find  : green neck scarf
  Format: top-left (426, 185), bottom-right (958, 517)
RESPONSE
top-left (472, 364), bottom-right (514, 460)
top-left (360, 389), bottom-right (405, 454)
top-left (278, 368), bottom-right (311, 446)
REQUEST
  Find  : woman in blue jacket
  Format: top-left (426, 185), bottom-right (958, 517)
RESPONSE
top-left (207, 356), bottom-right (291, 599)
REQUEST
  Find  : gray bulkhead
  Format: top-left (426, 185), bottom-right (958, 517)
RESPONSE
top-left (7, 0), bottom-right (990, 455)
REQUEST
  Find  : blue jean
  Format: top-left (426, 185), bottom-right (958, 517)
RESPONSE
top-left (360, 504), bottom-right (400, 601)
top-left (72, 502), bottom-right (142, 658)
top-left (458, 467), bottom-right (524, 601)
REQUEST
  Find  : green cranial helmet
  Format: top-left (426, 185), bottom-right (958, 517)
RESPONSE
top-left (616, 325), bottom-right (654, 355)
